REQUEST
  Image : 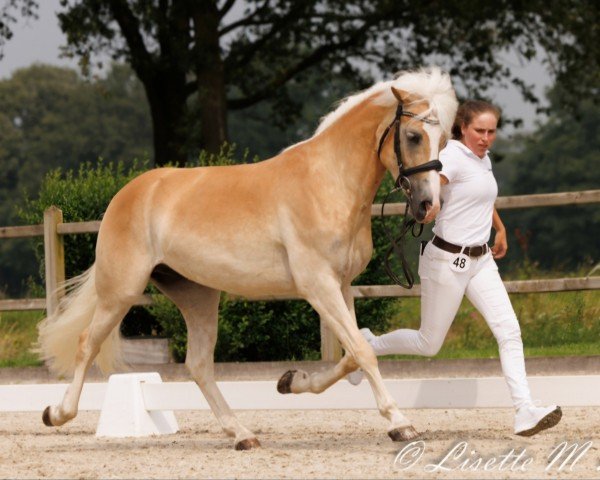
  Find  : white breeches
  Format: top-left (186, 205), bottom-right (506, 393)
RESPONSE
top-left (370, 241), bottom-right (533, 409)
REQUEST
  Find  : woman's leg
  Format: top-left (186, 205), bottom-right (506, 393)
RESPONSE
top-left (369, 245), bottom-right (468, 356)
top-left (465, 255), bottom-right (561, 435)
top-left (465, 255), bottom-right (533, 409)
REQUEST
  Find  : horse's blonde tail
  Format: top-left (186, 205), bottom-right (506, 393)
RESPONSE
top-left (36, 265), bottom-right (123, 377)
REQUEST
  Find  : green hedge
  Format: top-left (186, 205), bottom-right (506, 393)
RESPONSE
top-left (19, 152), bottom-right (403, 361)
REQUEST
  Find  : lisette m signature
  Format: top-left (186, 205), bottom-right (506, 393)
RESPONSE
top-left (394, 440), bottom-right (598, 473)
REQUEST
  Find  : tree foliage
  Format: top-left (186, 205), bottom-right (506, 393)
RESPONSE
top-left (0, 63), bottom-right (151, 295)
top-left (499, 87), bottom-right (600, 269)
top-left (0, 64), bottom-right (151, 215)
top-left (2, 0), bottom-right (597, 165)
top-left (0, 0), bottom-right (38, 58)
top-left (228, 70), bottom-right (356, 159)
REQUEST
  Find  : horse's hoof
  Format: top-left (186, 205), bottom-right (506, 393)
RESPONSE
top-left (235, 437), bottom-right (261, 450)
top-left (277, 370), bottom-right (297, 394)
top-left (42, 406), bottom-right (54, 427)
top-left (388, 425), bottom-right (420, 442)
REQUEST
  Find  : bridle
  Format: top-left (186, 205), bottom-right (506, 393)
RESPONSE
top-left (376, 102), bottom-right (443, 197)
top-left (377, 103), bottom-right (443, 289)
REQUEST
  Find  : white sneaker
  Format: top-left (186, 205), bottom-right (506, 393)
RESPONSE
top-left (346, 369), bottom-right (364, 385)
top-left (346, 329), bottom-right (377, 386)
top-left (359, 328), bottom-right (377, 343)
top-left (514, 404), bottom-right (562, 436)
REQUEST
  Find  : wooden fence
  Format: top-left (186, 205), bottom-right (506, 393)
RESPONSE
top-left (1, 190), bottom-right (599, 361)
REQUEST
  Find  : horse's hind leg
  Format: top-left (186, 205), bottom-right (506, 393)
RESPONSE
top-left (43, 256), bottom-right (152, 427)
top-left (43, 300), bottom-right (133, 427)
top-left (151, 266), bottom-right (260, 450)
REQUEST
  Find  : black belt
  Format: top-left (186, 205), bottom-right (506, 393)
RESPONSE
top-left (432, 236), bottom-right (489, 258)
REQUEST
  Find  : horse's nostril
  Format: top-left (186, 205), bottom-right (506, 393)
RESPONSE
top-left (413, 200), bottom-right (433, 221)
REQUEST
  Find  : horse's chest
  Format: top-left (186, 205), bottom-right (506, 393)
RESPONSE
top-left (329, 229), bottom-right (373, 281)
top-left (348, 240), bottom-right (372, 277)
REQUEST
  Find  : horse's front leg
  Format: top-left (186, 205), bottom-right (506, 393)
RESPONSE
top-left (280, 278), bottom-right (419, 441)
top-left (277, 353), bottom-right (358, 394)
top-left (278, 286), bottom-right (360, 392)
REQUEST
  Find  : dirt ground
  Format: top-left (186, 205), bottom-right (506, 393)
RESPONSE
top-left (2, 407), bottom-right (599, 479)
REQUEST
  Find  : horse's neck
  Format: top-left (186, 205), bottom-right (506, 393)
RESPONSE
top-left (311, 106), bottom-right (387, 207)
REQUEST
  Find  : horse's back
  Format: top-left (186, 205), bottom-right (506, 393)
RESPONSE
top-left (102, 162), bottom-right (279, 227)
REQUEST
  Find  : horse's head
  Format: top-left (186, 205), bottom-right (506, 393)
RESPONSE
top-left (376, 72), bottom-right (457, 223)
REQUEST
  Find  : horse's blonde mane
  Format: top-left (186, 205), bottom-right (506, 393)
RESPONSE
top-left (315, 67), bottom-right (457, 136)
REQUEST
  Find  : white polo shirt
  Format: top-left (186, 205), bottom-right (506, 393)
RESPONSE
top-left (432, 139), bottom-right (498, 246)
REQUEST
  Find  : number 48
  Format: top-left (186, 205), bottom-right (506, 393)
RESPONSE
top-left (453, 257), bottom-right (466, 269)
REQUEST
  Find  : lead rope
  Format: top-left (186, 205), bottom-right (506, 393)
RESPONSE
top-left (380, 190), bottom-right (423, 289)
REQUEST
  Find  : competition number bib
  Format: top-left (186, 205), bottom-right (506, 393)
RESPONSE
top-left (449, 247), bottom-right (471, 272)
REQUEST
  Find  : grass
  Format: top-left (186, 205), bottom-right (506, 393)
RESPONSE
top-left (376, 289), bottom-right (600, 360)
top-left (0, 310), bottom-right (44, 368)
top-left (384, 342), bottom-right (600, 361)
top-left (0, 287), bottom-right (598, 368)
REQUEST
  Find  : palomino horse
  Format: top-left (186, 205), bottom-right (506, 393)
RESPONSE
top-left (38, 68), bottom-right (457, 449)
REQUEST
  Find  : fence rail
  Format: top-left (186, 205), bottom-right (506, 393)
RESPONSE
top-left (4, 190), bottom-right (599, 239)
top-left (370, 189), bottom-right (600, 216)
top-left (1, 189), bottom-right (599, 361)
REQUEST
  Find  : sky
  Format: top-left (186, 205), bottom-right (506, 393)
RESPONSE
top-left (0, 0), bottom-right (552, 133)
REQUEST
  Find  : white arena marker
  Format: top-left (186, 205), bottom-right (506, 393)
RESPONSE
top-left (1, 374), bottom-right (599, 420)
top-left (96, 372), bottom-right (178, 438)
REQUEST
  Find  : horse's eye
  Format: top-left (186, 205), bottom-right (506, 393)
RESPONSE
top-left (407, 131), bottom-right (422, 145)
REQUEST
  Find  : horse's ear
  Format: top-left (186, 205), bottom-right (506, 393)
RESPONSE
top-left (391, 87), bottom-right (416, 104)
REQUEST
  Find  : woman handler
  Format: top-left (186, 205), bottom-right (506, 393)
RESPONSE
top-left (349, 100), bottom-right (561, 437)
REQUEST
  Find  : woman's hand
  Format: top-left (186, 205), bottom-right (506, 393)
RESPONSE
top-left (492, 228), bottom-right (507, 259)
top-left (491, 207), bottom-right (507, 259)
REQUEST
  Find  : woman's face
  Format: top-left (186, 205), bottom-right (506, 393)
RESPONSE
top-left (461, 111), bottom-right (498, 158)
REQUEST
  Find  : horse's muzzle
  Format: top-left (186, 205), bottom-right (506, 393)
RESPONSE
top-left (411, 189), bottom-right (440, 224)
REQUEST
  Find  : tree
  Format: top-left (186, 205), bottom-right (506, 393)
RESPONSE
top-left (2, 0), bottom-right (598, 166)
top-left (0, 63), bottom-right (151, 295)
top-left (228, 70), bottom-right (356, 159)
top-left (0, 64), bottom-right (151, 215)
top-left (500, 86), bottom-right (600, 269)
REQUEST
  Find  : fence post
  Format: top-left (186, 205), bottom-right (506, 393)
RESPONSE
top-left (320, 319), bottom-right (342, 361)
top-left (44, 206), bottom-right (65, 317)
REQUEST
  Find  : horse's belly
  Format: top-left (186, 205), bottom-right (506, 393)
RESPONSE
top-left (163, 242), bottom-right (296, 298)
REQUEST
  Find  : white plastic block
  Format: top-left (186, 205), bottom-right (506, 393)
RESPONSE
top-left (96, 372), bottom-right (179, 438)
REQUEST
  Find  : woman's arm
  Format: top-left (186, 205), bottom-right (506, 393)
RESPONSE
top-left (491, 207), bottom-right (508, 259)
